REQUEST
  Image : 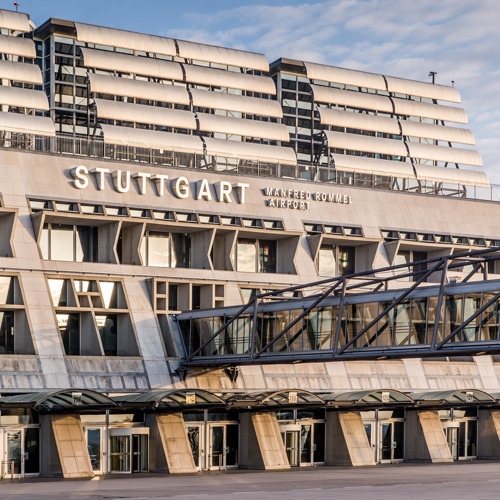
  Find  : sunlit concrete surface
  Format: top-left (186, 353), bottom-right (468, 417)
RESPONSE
top-left (1, 462), bottom-right (500, 499)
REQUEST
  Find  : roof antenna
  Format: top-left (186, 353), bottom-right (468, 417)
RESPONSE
top-left (429, 71), bottom-right (437, 84)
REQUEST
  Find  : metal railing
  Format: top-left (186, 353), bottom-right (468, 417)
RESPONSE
top-left (1, 133), bottom-right (499, 202)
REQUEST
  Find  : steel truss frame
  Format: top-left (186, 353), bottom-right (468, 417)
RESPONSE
top-left (178, 247), bottom-right (500, 367)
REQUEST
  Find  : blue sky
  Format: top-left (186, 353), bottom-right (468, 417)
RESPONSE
top-left (7, 0), bottom-right (500, 182)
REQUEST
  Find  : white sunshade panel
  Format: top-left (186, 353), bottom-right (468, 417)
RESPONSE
top-left (203, 137), bottom-right (297, 164)
top-left (0, 111), bottom-right (55, 136)
top-left (100, 124), bottom-right (205, 153)
top-left (400, 120), bottom-right (475, 145)
top-left (176, 39), bottom-right (269, 72)
top-left (318, 107), bottom-right (475, 145)
top-left (304, 61), bottom-right (387, 91)
top-left (95, 99), bottom-right (197, 130)
top-left (408, 142), bottom-right (482, 167)
top-left (0, 59), bottom-right (42, 84)
top-left (183, 64), bottom-right (276, 95)
top-left (385, 75), bottom-right (461, 104)
top-left (312, 85), bottom-right (393, 113)
top-left (197, 113), bottom-right (290, 141)
top-left (311, 85), bottom-right (468, 124)
top-left (75, 22), bottom-right (177, 57)
top-left (81, 48), bottom-right (183, 81)
top-left (0, 86), bottom-right (49, 110)
top-left (190, 88), bottom-right (283, 118)
top-left (393, 98), bottom-right (468, 124)
top-left (414, 164), bottom-right (489, 188)
top-left (88, 73), bottom-right (190, 105)
top-left (0, 34), bottom-right (35, 58)
top-left (330, 153), bottom-right (415, 177)
top-left (323, 130), bottom-right (408, 157)
top-left (0, 9), bottom-right (31, 32)
top-left (318, 108), bottom-right (401, 135)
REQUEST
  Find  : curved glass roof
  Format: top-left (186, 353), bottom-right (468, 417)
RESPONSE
top-left (0, 390), bottom-right (117, 411)
top-left (322, 390), bottom-right (414, 405)
top-left (226, 390), bottom-right (325, 406)
top-left (412, 390), bottom-right (495, 404)
top-left (112, 389), bottom-right (225, 408)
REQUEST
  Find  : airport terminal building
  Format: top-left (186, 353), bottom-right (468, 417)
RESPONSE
top-left (1, 7), bottom-right (500, 477)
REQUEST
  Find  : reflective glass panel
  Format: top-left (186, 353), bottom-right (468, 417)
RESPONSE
top-left (96, 314), bottom-right (118, 356)
top-left (318, 246), bottom-right (336, 277)
top-left (58, 313), bottom-right (80, 355)
top-left (0, 277), bottom-right (14, 304)
top-left (237, 238), bottom-right (257, 272)
top-left (100, 282), bottom-right (118, 309)
top-left (147, 232), bottom-right (170, 267)
top-left (0, 311), bottom-right (14, 354)
top-left (50, 224), bottom-right (74, 261)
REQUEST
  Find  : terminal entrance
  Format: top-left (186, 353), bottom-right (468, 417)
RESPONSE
top-left (85, 427), bottom-right (104, 474)
top-left (363, 411), bottom-right (405, 463)
top-left (279, 412), bottom-right (326, 467)
top-left (185, 414), bottom-right (239, 471)
top-left (442, 412), bottom-right (478, 461)
top-left (1, 428), bottom-right (40, 478)
top-left (109, 429), bottom-right (149, 473)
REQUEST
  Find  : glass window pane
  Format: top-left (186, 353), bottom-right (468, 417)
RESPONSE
top-left (48, 279), bottom-right (67, 307)
top-left (0, 277), bottom-right (14, 304)
top-left (40, 225), bottom-right (49, 259)
top-left (237, 239), bottom-right (257, 272)
top-left (147, 232), bottom-right (170, 267)
top-left (96, 314), bottom-right (118, 356)
top-left (0, 311), bottom-right (14, 354)
top-left (50, 224), bottom-right (74, 261)
top-left (318, 246), bottom-right (336, 277)
top-left (57, 313), bottom-right (80, 355)
top-left (259, 240), bottom-right (276, 273)
top-left (338, 246), bottom-right (355, 275)
top-left (76, 226), bottom-right (98, 262)
top-left (100, 282), bottom-right (118, 309)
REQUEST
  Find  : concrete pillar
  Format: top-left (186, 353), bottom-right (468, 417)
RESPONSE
top-left (414, 410), bottom-right (453, 463)
top-left (40, 414), bottom-right (93, 478)
top-left (325, 411), bottom-right (376, 466)
top-left (239, 412), bottom-right (289, 470)
top-left (147, 413), bottom-right (197, 473)
top-left (478, 409), bottom-right (500, 459)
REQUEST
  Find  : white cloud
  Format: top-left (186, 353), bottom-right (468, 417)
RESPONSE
top-left (172, 0), bottom-right (499, 181)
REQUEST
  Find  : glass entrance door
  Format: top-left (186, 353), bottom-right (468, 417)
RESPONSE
top-left (110, 435), bottom-right (130, 473)
top-left (85, 428), bottom-right (103, 474)
top-left (208, 424), bottom-right (239, 470)
top-left (2, 428), bottom-right (39, 478)
top-left (458, 421), bottom-right (477, 460)
top-left (132, 434), bottom-right (148, 473)
top-left (447, 427), bottom-right (458, 460)
top-left (284, 430), bottom-right (300, 467)
top-left (5, 430), bottom-right (22, 476)
top-left (379, 421), bottom-right (404, 463)
top-left (297, 423), bottom-right (325, 466)
top-left (186, 424), bottom-right (204, 470)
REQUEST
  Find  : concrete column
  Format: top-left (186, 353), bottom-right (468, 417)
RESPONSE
top-left (239, 412), bottom-right (289, 470)
top-left (325, 411), bottom-right (376, 466)
top-left (147, 413), bottom-right (197, 473)
top-left (40, 414), bottom-right (93, 478)
top-left (413, 410), bottom-right (453, 463)
top-left (478, 409), bottom-right (500, 459)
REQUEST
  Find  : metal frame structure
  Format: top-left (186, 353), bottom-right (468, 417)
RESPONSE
top-left (177, 247), bottom-right (500, 367)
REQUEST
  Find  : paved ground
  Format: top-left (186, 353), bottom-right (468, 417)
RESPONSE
top-left (1, 462), bottom-right (500, 499)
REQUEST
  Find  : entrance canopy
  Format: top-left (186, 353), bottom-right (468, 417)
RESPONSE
top-left (413, 390), bottom-right (495, 405)
top-left (112, 389), bottom-right (226, 409)
top-left (0, 390), bottom-right (117, 412)
top-left (226, 390), bottom-right (325, 407)
top-left (322, 390), bottom-right (414, 407)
